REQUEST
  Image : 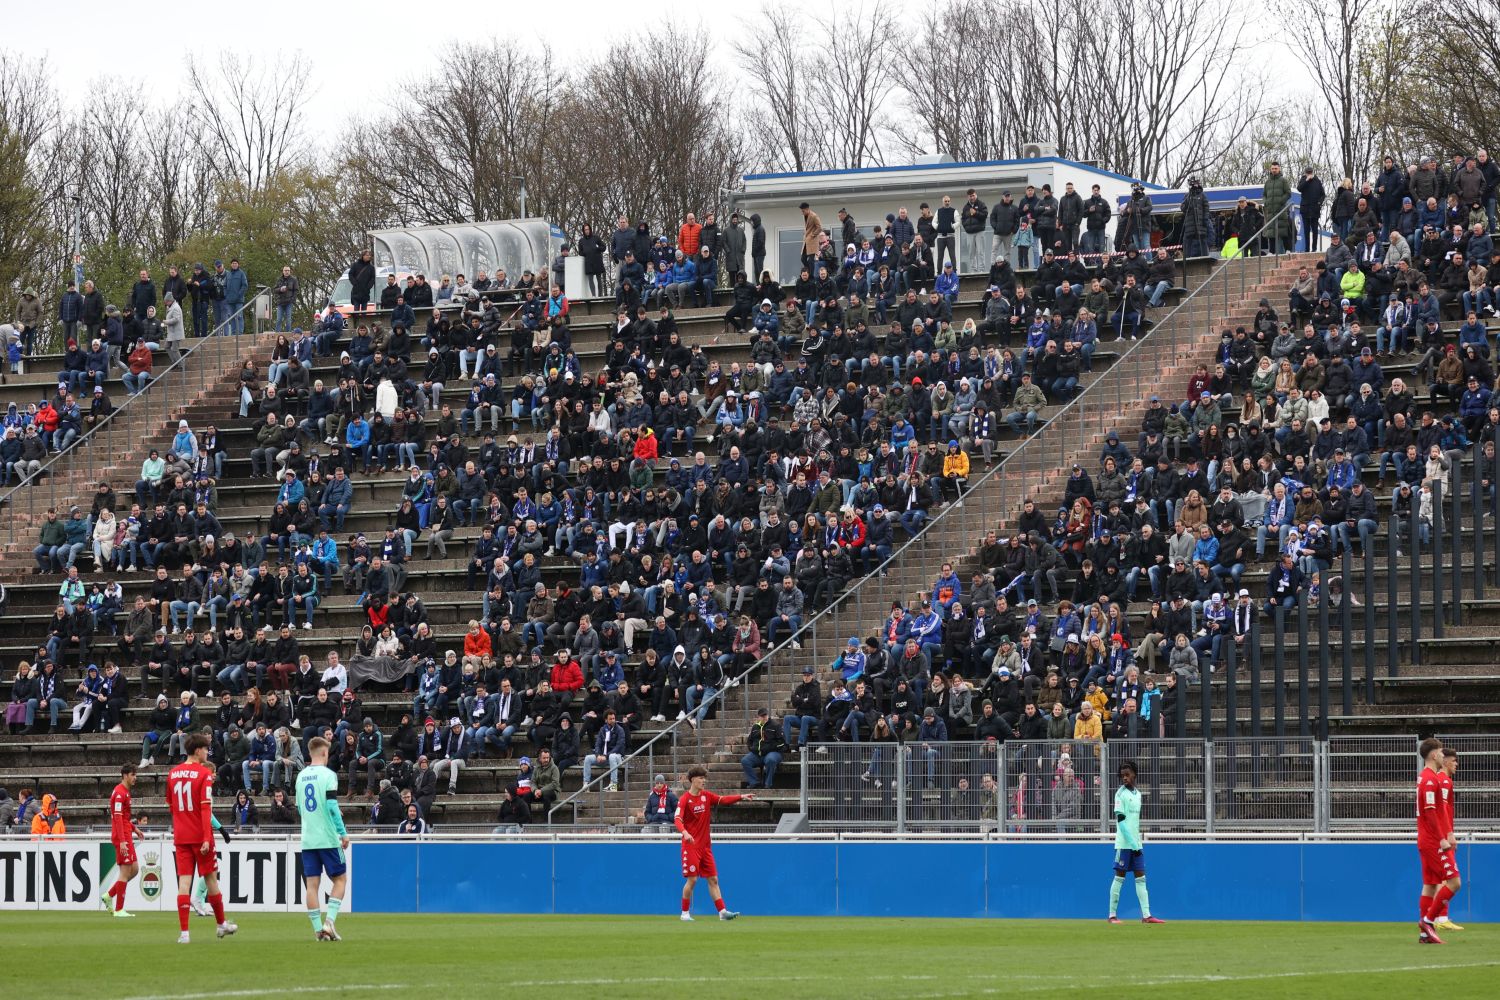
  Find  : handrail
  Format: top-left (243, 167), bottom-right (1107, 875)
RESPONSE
top-left (546, 204), bottom-right (1303, 825)
top-left (0, 286), bottom-right (268, 543)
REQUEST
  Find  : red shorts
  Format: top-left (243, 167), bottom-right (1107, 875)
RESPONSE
top-left (174, 842), bottom-right (218, 878)
top-left (682, 844), bottom-right (716, 878)
top-left (112, 838), bottom-right (136, 867)
top-left (1419, 844), bottom-right (1457, 884)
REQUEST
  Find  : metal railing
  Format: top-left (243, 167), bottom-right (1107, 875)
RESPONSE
top-left (546, 205), bottom-right (1309, 825)
top-left (0, 287), bottom-right (269, 544)
top-left (803, 735), bottom-right (1500, 834)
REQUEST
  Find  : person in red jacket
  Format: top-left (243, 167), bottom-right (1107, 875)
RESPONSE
top-left (549, 652), bottom-right (584, 698)
top-left (633, 428), bottom-right (659, 464)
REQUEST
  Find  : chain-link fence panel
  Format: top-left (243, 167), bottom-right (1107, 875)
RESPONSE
top-left (1328, 734), bottom-right (1500, 830)
top-left (1212, 737), bottom-right (1319, 831)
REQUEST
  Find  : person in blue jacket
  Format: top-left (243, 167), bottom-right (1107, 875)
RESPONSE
top-left (223, 259), bottom-right (249, 334)
top-left (667, 252), bottom-right (697, 309)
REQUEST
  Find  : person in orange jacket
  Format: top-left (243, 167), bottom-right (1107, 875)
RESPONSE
top-left (30, 793), bottom-right (65, 839)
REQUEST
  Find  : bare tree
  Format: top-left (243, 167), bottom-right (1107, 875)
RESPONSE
top-left (185, 53), bottom-right (311, 198)
top-left (572, 28), bottom-right (747, 230)
top-left (735, 1), bottom-right (898, 170)
top-left (0, 52), bottom-right (63, 314)
top-left (1273, 0), bottom-right (1384, 182)
top-left (734, 7), bottom-right (813, 172)
top-left (1368, 0), bottom-right (1499, 159)
top-left (806, 0), bottom-right (900, 167)
top-left (339, 41), bottom-right (562, 228)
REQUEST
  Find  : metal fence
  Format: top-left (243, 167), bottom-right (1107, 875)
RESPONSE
top-left (0, 288), bottom-right (270, 545)
top-left (804, 736), bottom-right (1500, 834)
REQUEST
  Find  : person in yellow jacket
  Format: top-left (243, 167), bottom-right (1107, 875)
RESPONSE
top-left (941, 440), bottom-right (970, 502)
top-left (30, 793), bottom-right (65, 840)
top-left (1073, 699), bottom-right (1104, 751)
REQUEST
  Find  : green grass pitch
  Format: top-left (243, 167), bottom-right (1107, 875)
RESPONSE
top-left (8, 912), bottom-right (1496, 999)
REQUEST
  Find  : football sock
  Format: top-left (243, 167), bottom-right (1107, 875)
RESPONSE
top-left (1420, 893), bottom-right (1434, 920)
top-left (111, 881), bottom-right (125, 911)
top-left (1433, 885), bottom-right (1456, 917)
top-left (177, 894), bottom-right (191, 932)
top-left (714, 897), bottom-right (726, 913)
top-left (1109, 876), bottom-right (1124, 916)
top-left (207, 892), bottom-right (225, 924)
top-left (326, 897), bottom-right (342, 923)
top-left (1434, 896), bottom-right (1449, 919)
top-left (681, 897), bottom-right (691, 913)
top-left (308, 908), bottom-right (324, 932)
top-left (1134, 878), bottom-right (1151, 918)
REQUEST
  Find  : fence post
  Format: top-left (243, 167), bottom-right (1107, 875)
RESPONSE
top-left (799, 748), bottom-right (809, 815)
top-left (1296, 590), bottom-right (1311, 738)
top-left (1200, 636), bottom-right (1213, 738)
top-left (1315, 740), bottom-right (1330, 834)
top-left (1273, 605), bottom-right (1286, 738)
top-left (1099, 741), bottom-right (1111, 837)
top-left (995, 744), bottom-right (1007, 835)
top-left (1203, 740), bottom-right (1215, 836)
top-left (1449, 463), bottom-right (1463, 625)
top-left (1494, 423), bottom-right (1500, 588)
top-left (1471, 454), bottom-right (1485, 599)
top-left (1317, 577), bottom-right (1330, 742)
top-left (895, 748), bottom-right (906, 835)
top-left (1363, 541), bottom-right (1375, 707)
top-left (1224, 627), bottom-right (1237, 737)
top-left (1387, 515), bottom-right (1400, 678)
top-left (1249, 616), bottom-right (1262, 735)
top-left (1350, 542), bottom-right (1362, 716)
top-left (1431, 479), bottom-right (1445, 638)
top-left (1409, 497), bottom-right (1422, 664)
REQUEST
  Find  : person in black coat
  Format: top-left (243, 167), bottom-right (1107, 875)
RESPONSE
top-left (349, 250), bottom-right (377, 312)
top-left (1298, 168), bottom-right (1326, 252)
top-left (577, 224), bottom-right (607, 298)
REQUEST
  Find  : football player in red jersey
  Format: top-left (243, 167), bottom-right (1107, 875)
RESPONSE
top-left (101, 763), bottom-right (144, 917)
top-left (674, 765), bottom-right (754, 921)
top-left (1431, 748), bottom-right (1465, 932)
top-left (1416, 737), bottom-right (1457, 943)
top-left (167, 734), bottom-right (236, 943)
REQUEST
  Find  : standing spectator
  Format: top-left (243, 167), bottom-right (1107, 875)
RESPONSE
top-left (273, 266), bottom-right (299, 332)
top-left (1299, 166), bottom-right (1326, 252)
top-left (162, 294), bottom-right (185, 362)
top-left (800, 203), bottom-right (823, 276)
top-left (1262, 161), bottom-right (1293, 254)
top-left (348, 250), bottom-right (376, 314)
top-left (129, 269), bottom-right (156, 323)
top-left (577, 224), bottom-right (607, 298)
top-left (1081, 185), bottom-right (1113, 259)
top-left (224, 259), bottom-right (249, 335)
top-left (57, 281), bottom-right (82, 344)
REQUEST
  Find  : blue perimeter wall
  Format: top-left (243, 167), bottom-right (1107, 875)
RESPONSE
top-left (354, 841), bottom-right (1497, 921)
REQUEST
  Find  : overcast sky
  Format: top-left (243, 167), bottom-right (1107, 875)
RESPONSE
top-left (10, 0), bottom-right (744, 132)
top-left (11, 0), bottom-right (1305, 158)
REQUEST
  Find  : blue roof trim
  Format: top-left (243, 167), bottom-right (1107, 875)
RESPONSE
top-left (743, 156), bottom-right (1164, 190)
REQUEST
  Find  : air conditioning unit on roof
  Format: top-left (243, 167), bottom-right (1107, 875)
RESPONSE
top-left (1022, 142), bottom-right (1059, 159)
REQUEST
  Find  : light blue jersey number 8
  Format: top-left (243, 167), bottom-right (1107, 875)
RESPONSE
top-left (303, 781), bottom-right (318, 813)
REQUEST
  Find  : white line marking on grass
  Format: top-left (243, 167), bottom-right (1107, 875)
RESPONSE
top-left (901, 960), bottom-right (1500, 999)
top-left (123, 986), bottom-right (404, 1000)
top-left (498, 974), bottom-right (937, 989)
